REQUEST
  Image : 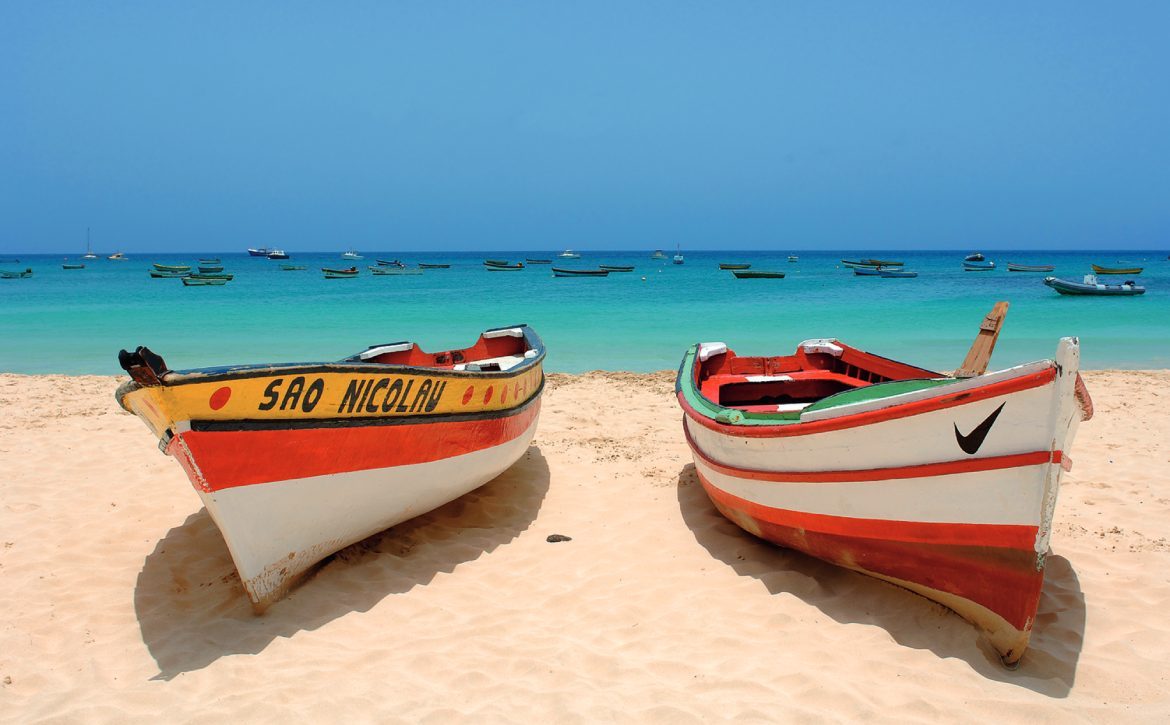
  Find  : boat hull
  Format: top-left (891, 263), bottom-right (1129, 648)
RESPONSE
top-left (117, 325), bottom-right (546, 610)
top-left (678, 338), bottom-right (1087, 665)
top-left (172, 400), bottom-right (539, 608)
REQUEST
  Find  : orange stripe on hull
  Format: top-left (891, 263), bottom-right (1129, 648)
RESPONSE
top-left (696, 472), bottom-right (1044, 632)
top-left (170, 401), bottom-right (540, 491)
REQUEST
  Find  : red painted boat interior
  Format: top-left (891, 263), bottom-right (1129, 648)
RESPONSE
top-left (361, 333), bottom-right (529, 369)
top-left (697, 343), bottom-right (939, 412)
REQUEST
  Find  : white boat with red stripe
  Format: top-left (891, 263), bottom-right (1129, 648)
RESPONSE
top-left (117, 325), bottom-right (545, 611)
top-left (677, 330), bottom-right (1091, 666)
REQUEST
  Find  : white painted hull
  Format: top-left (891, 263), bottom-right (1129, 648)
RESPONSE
top-left (198, 413), bottom-right (539, 609)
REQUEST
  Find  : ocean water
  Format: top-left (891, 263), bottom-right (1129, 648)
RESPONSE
top-left (1, 250), bottom-right (1167, 374)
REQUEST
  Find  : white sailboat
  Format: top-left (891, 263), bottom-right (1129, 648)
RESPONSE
top-left (82, 227), bottom-right (97, 259)
top-left (672, 244), bottom-right (684, 265)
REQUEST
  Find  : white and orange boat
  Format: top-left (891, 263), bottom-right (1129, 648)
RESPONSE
top-left (117, 325), bottom-right (545, 610)
top-left (676, 308), bottom-right (1091, 666)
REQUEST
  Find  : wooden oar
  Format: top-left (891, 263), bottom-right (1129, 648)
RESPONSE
top-left (955, 301), bottom-right (1009, 378)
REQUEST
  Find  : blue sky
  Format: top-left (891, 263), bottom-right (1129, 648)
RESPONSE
top-left (2, 2), bottom-right (1167, 253)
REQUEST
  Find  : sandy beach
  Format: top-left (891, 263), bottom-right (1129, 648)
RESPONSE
top-left (1, 369), bottom-right (1168, 722)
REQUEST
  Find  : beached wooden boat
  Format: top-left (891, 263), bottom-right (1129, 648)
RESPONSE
top-left (323, 267), bottom-right (359, 278)
top-left (879, 269), bottom-right (918, 278)
top-left (419, 263), bottom-right (451, 269)
top-left (0, 268), bottom-right (33, 279)
top-left (369, 266), bottom-right (423, 275)
top-left (719, 263), bottom-right (752, 270)
top-left (677, 311), bottom-right (1091, 665)
top-left (62, 263), bottom-right (85, 270)
top-left (150, 270), bottom-right (189, 278)
top-left (841, 258), bottom-right (903, 268)
top-left (963, 260), bottom-right (996, 271)
top-left (116, 325), bottom-right (546, 610)
top-left (1045, 275), bottom-right (1145, 296)
top-left (1091, 264), bottom-right (1143, 275)
top-left (599, 265), bottom-right (635, 272)
top-left (552, 267), bottom-right (609, 277)
top-left (153, 263), bottom-right (191, 272)
top-left (182, 277), bottom-right (227, 286)
top-left (732, 270), bottom-right (785, 279)
top-left (1007, 263), bottom-right (1055, 273)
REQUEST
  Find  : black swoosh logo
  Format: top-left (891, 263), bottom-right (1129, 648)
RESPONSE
top-left (954, 402), bottom-right (1005, 455)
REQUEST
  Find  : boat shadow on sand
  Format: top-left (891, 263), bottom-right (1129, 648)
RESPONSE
top-left (135, 447), bottom-right (551, 680)
top-left (674, 464), bottom-right (1085, 695)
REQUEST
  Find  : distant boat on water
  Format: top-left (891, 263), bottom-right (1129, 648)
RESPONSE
top-left (62, 262), bottom-right (85, 270)
top-left (322, 267), bottom-right (359, 278)
top-left (486, 263), bottom-right (525, 271)
top-left (1007, 263), bottom-right (1055, 273)
top-left (651, 250), bottom-right (667, 260)
top-left (376, 259), bottom-right (405, 267)
top-left (841, 258), bottom-right (902, 268)
top-left (964, 252), bottom-right (985, 262)
top-left (108, 252), bottom-right (128, 261)
top-left (552, 267), bottom-right (609, 277)
top-left (853, 267), bottom-right (885, 276)
top-left (732, 270), bottom-right (784, 279)
top-left (963, 260), bottom-right (996, 271)
top-left (267, 250), bottom-right (289, 260)
top-left (558, 249), bottom-right (581, 259)
top-left (1091, 264), bottom-right (1143, 275)
top-left (247, 248), bottom-right (270, 256)
top-left (150, 270), bottom-right (189, 278)
top-left (673, 245), bottom-right (684, 265)
top-left (199, 258), bottom-right (221, 264)
top-left (82, 228), bottom-right (97, 259)
top-left (525, 258), bottom-right (552, 264)
top-left (599, 265), bottom-right (634, 272)
top-left (1045, 275), bottom-right (1145, 296)
top-left (788, 256), bottom-right (799, 263)
top-left (0, 268), bottom-right (33, 279)
top-left (341, 250), bottom-right (363, 260)
top-left (369, 266), bottom-right (423, 276)
top-left (153, 263), bottom-right (191, 272)
top-left (182, 276), bottom-right (228, 286)
top-left (879, 269), bottom-right (918, 278)
top-left (280, 264), bottom-right (307, 271)
top-left (719, 263), bottom-right (751, 270)
top-left (199, 265), bottom-right (225, 273)
top-left (419, 263), bottom-right (451, 269)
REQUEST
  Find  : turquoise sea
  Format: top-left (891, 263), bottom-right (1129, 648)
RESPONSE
top-left (1, 250), bottom-right (1167, 374)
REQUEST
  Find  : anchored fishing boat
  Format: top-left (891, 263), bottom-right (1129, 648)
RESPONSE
top-left (419, 263), bottom-right (451, 269)
top-left (116, 325), bottom-right (546, 610)
top-left (280, 264), bottom-right (307, 271)
top-left (1007, 263), bottom-right (1055, 273)
top-left (599, 265), bottom-right (635, 272)
top-left (719, 263), bottom-right (752, 270)
top-left (651, 250), bottom-right (667, 260)
top-left (369, 266), bottom-right (423, 275)
top-left (1091, 264), bottom-right (1143, 275)
top-left (525, 258), bottom-right (551, 264)
top-left (199, 265), bottom-right (225, 273)
top-left (1045, 275), bottom-right (1145, 296)
top-left (153, 263), bottom-right (191, 272)
top-left (677, 303), bottom-right (1091, 666)
top-left (841, 258), bottom-right (903, 268)
top-left (552, 267), bottom-right (609, 277)
top-left (150, 270), bottom-right (189, 279)
top-left (732, 270), bottom-right (785, 279)
top-left (62, 262), bottom-right (85, 270)
top-left (485, 262), bottom-right (524, 271)
top-left (182, 276), bottom-right (227, 286)
top-left (879, 269), bottom-right (918, 278)
top-left (853, 267), bottom-right (885, 276)
top-left (963, 260), bottom-right (996, 271)
top-left (0, 268), bottom-right (33, 279)
top-left (322, 267), bottom-right (359, 278)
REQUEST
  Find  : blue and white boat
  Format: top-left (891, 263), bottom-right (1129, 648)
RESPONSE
top-left (1044, 274), bottom-right (1145, 296)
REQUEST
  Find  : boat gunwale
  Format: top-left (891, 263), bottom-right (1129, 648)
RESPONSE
top-left (675, 343), bottom-right (1057, 437)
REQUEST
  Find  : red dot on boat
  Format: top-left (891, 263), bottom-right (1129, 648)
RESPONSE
top-left (462, 386), bottom-right (474, 405)
top-left (209, 386), bottom-right (232, 410)
top-left (483, 386), bottom-right (493, 404)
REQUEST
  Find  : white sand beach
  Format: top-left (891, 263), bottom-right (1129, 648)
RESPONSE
top-left (1, 370), bottom-right (1169, 722)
